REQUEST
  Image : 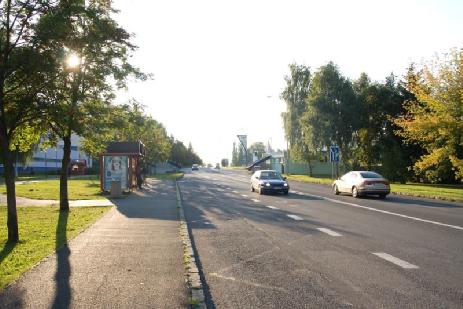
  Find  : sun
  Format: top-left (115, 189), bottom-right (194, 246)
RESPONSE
top-left (66, 53), bottom-right (80, 69)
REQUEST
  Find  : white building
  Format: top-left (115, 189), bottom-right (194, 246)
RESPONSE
top-left (0, 134), bottom-right (92, 174)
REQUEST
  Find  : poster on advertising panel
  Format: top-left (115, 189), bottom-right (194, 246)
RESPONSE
top-left (103, 156), bottom-right (128, 191)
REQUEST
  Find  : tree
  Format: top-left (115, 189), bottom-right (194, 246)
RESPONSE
top-left (221, 158), bottom-right (229, 167)
top-left (170, 139), bottom-right (202, 166)
top-left (38, 1), bottom-right (145, 210)
top-left (231, 142), bottom-right (238, 166)
top-left (248, 142), bottom-right (266, 160)
top-left (0, 0), bottom-right (57, 242)
top-left (281, 64), bottom-right (314, 173)
top-left (352, 73), bottom-right (419, 181)
top-left (394, 49), bottom-right (463, 182)
top-left (301, 62), bottom-right (360, 170)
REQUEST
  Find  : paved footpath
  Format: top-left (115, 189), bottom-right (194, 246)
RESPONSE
top-left (0, 179), bottom-right (188, 308)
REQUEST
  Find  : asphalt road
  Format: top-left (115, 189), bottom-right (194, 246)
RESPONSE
top-left (179, 168), bottom-right (463, 309)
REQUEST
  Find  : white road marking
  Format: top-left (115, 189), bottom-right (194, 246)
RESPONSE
top-left (303, 193), bottom-right (463, 231)
top-left (232, 190), bottom-right (238, 194)
top-left (317, 228), bottom-right (342, 237)
top-left (266, 206), bottom-right (279, 210)
top-left (290, 190), bottom-right (297, 193)
top-left (241, 194), bottom-right (248, 197)
top-left (372, 252), bottom-right (419, 269)
top-left (287, 214), bottom-right (304, 221)
top-left (251, 199), bottom-right (260, 203)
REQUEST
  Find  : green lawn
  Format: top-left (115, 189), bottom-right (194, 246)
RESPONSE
top-left (285, 174), bottom-right (463, 202)
top-left (0, 206), bottom-right (111, 289)
top-left (149, 172), bottom-right (184, 180)
top-left (284, 174), bottom-right (333, 185)
top-left (390, 183), bottom-right (463, 202)
top-left (0, 177), bottom-right (104, 200)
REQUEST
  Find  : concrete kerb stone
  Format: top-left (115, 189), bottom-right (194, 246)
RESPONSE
top-left (175, 180), bottom-right (207, 309)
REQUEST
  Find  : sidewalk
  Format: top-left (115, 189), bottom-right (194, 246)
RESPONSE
top-left (0, 179), bottom-right (188, 308)
top-left (0, 194), bottom-right (115, 207)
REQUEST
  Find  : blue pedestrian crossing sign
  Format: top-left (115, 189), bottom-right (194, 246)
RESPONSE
top-left (330, 146), bottom-right (340, 163)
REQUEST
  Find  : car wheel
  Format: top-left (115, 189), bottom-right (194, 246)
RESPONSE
top-left (333, 185), bottom-right (340, 195)
top-left (251, 185), bottom-right (254, 192)
top-left (284, 190), bottom-right (289, 195)
top-left (352, 186), bottom-right (360, 198)
top-left (378, 194), bottom-right (386, 199)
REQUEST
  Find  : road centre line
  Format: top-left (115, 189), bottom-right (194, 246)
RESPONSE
top-left (317, 228), bottom-right (342, 237)
top-left (266, 206), bottom-right (279, 210)
top-left (232, 191), bottom-right (238, 194)
top-left (251, 199), bottom-right (260, 203)
top-left (287, 214), bottom-right (304, 221)
top-left (241, 194), bottom-right (248, 197)
top-left (372, 252), bottom-right (419, 269)
top-left (303, 193), bottom-right (463, 231)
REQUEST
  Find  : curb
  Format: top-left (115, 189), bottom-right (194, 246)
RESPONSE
top-left (175, 180), bottom-right (207, 309)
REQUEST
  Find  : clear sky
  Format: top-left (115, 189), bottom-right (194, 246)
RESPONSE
top-left (112, 0), bottom-right (463, 164)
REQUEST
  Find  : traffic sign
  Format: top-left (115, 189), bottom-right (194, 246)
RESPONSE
top-left (330, 146), bottom-right (340, 162)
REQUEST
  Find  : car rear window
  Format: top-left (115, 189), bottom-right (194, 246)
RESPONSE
top-left (359, 172), bottom-right (382, 178)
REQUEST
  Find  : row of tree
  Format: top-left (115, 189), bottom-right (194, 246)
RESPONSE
top-left (281, 48), bottom-right (462, 184)
top-left (0, 1), bottom-right (201, 243)
top-left (231, 141), bottom-right (268, 166)
top-left (170, 140), bottom-right (203, 167)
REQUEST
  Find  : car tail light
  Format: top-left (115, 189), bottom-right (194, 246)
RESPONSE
top-left (363, 181), bottom-right (372, 185)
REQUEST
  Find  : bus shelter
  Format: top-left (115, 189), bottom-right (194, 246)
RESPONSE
top-left (99, 141), bottom-right (145, 192)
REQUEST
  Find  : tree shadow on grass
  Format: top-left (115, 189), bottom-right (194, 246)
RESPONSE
top-left (0, 241), bottom-right (17, 265)
top-left (51, 210), bottom-right (71, 309)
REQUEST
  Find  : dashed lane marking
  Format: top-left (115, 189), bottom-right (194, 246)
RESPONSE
top-left (317, 228), bottom-right (342, 237)
top-left (241, 194), bottom-right (248, 197)
top-left (266, 206), bottom-right (279, 210)
top-left (232, 191), bottom-right (238, 194)
top-left (287, 214), bottom-right (304, 221)
top-left (251, 199), bottom-right (260, 203)
top-left (302, 193), bottom-right (463, 231)
top-left (372, 252), bottom-right (419, 269)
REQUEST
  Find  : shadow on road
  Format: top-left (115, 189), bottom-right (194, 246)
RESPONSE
top-left (52, 209), bottom-right (71, 309)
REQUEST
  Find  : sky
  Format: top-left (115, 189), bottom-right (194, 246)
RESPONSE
top-left (112, 0), bottom-right (463, 164)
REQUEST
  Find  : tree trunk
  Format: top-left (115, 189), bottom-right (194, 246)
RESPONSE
top-left (1, 139), bottom-right (19, 242)
top-left (59, 135), bottom-right (71, 211)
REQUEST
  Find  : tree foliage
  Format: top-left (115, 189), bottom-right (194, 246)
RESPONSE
top-left (281, 64), bottom-right (312, 164)
top-left (395, 49), bottom-right (463, 182)
top-left (301, 62), bottom-right (360, 168)
top-left (36, 0), bottom-right (145, 210)
top-left (170, 139), bottom-right (202, 167)
top-left (0, 0), bottom-right (59, 242)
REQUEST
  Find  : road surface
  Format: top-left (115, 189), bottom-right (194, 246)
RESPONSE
top-left (179, 168), bottom-right (463, 308)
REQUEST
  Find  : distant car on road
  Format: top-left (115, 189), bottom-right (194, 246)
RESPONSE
top-left (333, 171), bottom-right (390, 198)
top-left (250, 170), bottom-right (289, 195)
top-left (191, 164), bottom-right (199, 171)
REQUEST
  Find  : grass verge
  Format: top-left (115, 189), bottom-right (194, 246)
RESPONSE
top-left (285, 174), bottom-right (463, 202)
top-left (390, 183), bottom-right (463, 202)
top-left (149, 172), bottom-right (184, 180)
top-left (284, 174), bottom-right (333, 185)
top-left (0, 177), bottom-right (104, 200)
top-left (0, 206), bottom-right (111, 289)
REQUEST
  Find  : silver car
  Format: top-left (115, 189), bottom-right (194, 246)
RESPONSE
top-left (333, 171), bottom-right (390, 198)
top-left (251, 170), bottom-right (289, 195)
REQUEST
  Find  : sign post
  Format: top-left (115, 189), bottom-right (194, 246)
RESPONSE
top-left (330, 146), bottom-right (340, 179)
